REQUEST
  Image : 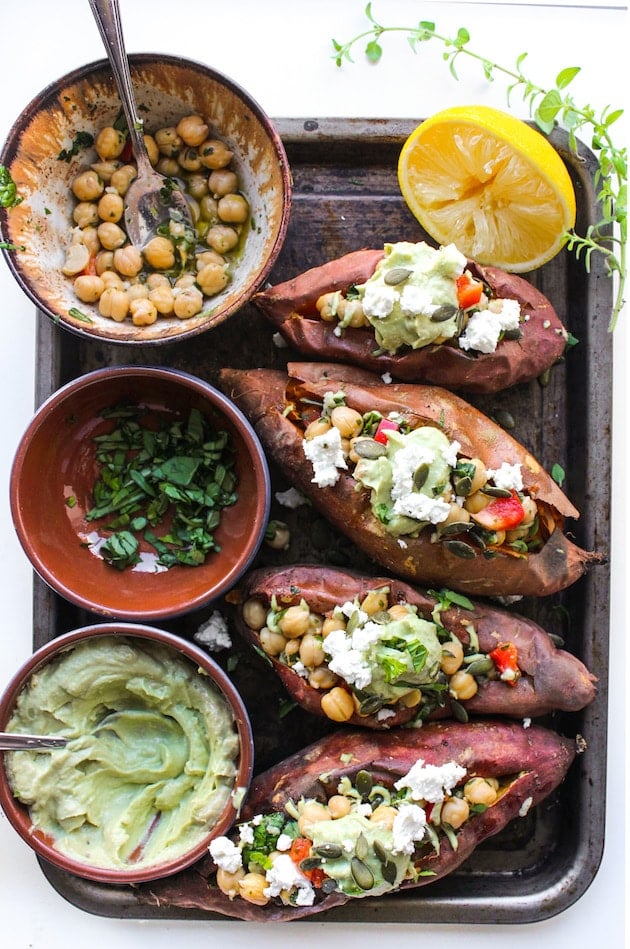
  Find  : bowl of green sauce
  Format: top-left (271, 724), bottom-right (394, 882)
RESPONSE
top-left (0, 623), bottom-right (254, 883)
top-left (10, 365), bottom-right (271, 620)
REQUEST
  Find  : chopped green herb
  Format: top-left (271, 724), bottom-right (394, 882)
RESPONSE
top-left (57, 131), bottom-right (94, 162)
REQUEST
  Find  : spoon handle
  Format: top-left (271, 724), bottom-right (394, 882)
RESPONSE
top-left (88, 0), bottom-right (152, 173)
top-left (0, 733), bottom-right (68, 751)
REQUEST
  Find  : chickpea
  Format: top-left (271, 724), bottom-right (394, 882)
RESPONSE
top-left (330, 405), bottom-right (363, 439)
top-left (97, 222), bottom-right (127, 251)
top-left (317, 292), bottom-right (341, 321)
top-left (369, 805), bottom-right (398, 830)
top-left (196, 250), bottom-right (226, 270)
top-left (73, 201), bottom-right (99, 228)
top-left (308, 666), bottom-right (338, 690)
top-left (320, 686), bottom-right (354, 723)
top-left (440, 796), bottom-right (470, 829)
top-left (81, 225), bottom-right (101, 257)
top-left (143, 236), bottom-right (176, 270)
top-left (264, 521), bottom-right (291, 551)
top-left (308, 612), bottom-right (323, 635)
top-left (94, 126), bottom-right (126, 161)
top-left (322, 614), bottom-right (346, 638)
top-left (199, 195), bottom-right (220, 222)
top-left (278, 604), bottom-right (311, 639)
top-left (388, 603), bottom-right (412, 621)
top-left (259, 627), bottom-right (287, 657)
top-left (218, 193), bottom-right (249, 224)
top-left (143, 134), bottom-right (160, 166)
top-left (304, 417), bottom-right (332, 441)
top-left (216, 866), bottom-right (245, 900)
top-left (242, 598), bottom-right (267, 631)
top-left (61, 242), bottom-right (90, 276)
top-left (173, 286), bottom-right (204, 319)
top-left (197, 262), bottom-right (229, 297)
top-left (441, 501), bottom-right (471, 528)
top-left (113, 245), bottom-right (143, 278)
top-left (199, 139), bottom-right (234, 169)
top-left (187, 173), bottom-right (210, 201)
top-left (156, 156), bottom-right (180, 178)
top-left (398, 688), bottom-right (422, 708)
top-left (299, 633), bottom-right (325, 668)
top-left (520, 496), bottom-right (538, 526)
top-left (73, 274), bottom-right (105, 303)
top-left (130, 298), bottom-right (158, 326)
top-left (155, 127), bottom-right (182, 157)
top-left (174, 273), bottom-right (197, 290)
top-left (110, 164), bottom-right (137, 196)
top-left (127, 282), bottom-right (149, 303)
top-left (360, 588), bottom-right (389, 615)
top-left (100, 270), bottom-right (125, 291)
top-left (327, 795), bottom-right (352, 819)
top-left (178, 147), bottom-right (202, 173)
top-left (91, 160), bottom-right (120, 183)
top-left (206, 224), bottom-right (239, 254)
top-left (297, 801), bottom-right (330, 836)
top-left (177, 114), bottom-right (210, 147)
top-left (238, 872), bottom-right (269, 906)
top-left (464, 777), bottom-right (499, 806)
top-left (338, 298), bottom-right (368, 327)
top-left (72, 169), bottom-right (104, 202)
top-left (464, 491), bottom-right (491, 516)
top-left (97, 191), bottom-right (124, 223)
top-left (99, 286), bottom-right (130, 322)
top-left (467, 458), bottom-right (488, 495)
top-left (209, 169), bottom-right (239, 197)
top-left (95, 250), bottom-right (115, 275)
top-left (284, 639), bottom-right (300, 657)
top-left (147, 272), bottom-right (170, 289)
top-left (449, 670), bottom-right (478, 701)
top-left (440, 639), bottom-right (464, 675)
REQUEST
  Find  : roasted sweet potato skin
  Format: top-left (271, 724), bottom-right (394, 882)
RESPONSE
top-left (139, 720), bottom-right (576, 921)
top-left (253, 249), bottom-right (568, 393)
top-left (218, 362), bottom-right (604, 597)
top-left (231, 565), bottom-right (596, 727)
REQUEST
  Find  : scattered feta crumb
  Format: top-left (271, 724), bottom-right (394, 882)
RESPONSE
top-left (392, 803), bottom-right (427, 855)
top-left (264, 855), bottom-right (315, 905)
top-left (397, 539), bottom-right (408, 549)
top-left (486, 462), bottom-right (523, 492)
top-left (302, 425), bottom-right (348, 488)
top-left (377, 707), bottom-right (396, 721)
top-left (272, 331), bottom-right (288, 348)
top-left (194, 611), bottom-right (231, 651)
top-left (522, 718), bottom-right (531, 729)
top-left (238, 823), bottom-right (255, 845)
top-left (519, 796), bottom-right (533, 817)
top-left (276, 833), bottom-right (293, 852)
top-left (381, 371), bottom-right (393, 384)
top-left (394, 758), bottom-right (466, 803)
top-left (275, 487), bottom-right (307, 509)
top-left (209, 836), bottom-right (243, 873)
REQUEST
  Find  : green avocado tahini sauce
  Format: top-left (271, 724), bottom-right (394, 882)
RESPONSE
top-left (5, 637), bottom-right (239, 870)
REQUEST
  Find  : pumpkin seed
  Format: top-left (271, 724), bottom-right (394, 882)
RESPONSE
top-left (355, 832), bottom-right (369, 862)
top-left (430, 304), bottom-right (458, 323)
top-left (502, 327), bottom-right (523, 341)
top-left (300, 856), bottom-right (323, 871)
top-left (351, 856), bottom-right (375, 890)
top-left (354, 437), bottom-right (387, 459)
top-left (355, 770), bottom-right (373, 798)
top-left (384, 267), bottom-right (413, 286)
top-left (466, 656), bottom-right (495, 677)
top-left (373, 839), bottom-right (389, 865)
top-left (359, 694), bottom-right (384, 716)
top-left (370, 610), bottom-right (392, 625)
top-left (382, 860), bottom-right (398, 885)
top-left (450, 698), bottom-right (469, 723)
top-left (321, 877), bottom-right (339, 894)
top-left (444, 539), bottom-right (477, 559)
top-left (454, 475), bottom-right (473, 496)
top-left (538, 368), bottom-right (551, 387)
top-left (493, 409), bottom-right (516, 430)
top-left (346, 609), bottom-right (360, 636)
top-left (439, 520), bottom-right (473, 537)
top-left (412, 463), bottom-right (430, 491)
top-left (456, 307), bottom-right (468, 335)
top-left (312, 842), bottom-right (342, 860)
top-left (481, 484), bottom-right (513, 498)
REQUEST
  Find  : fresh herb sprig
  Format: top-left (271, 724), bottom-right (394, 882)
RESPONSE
top-left (1, 164), bottom-right (25, 251)
top-left (332, 3), bottom-right (627, 329)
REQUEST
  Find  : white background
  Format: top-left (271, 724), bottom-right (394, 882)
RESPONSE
top-left (0, 1), bottom-right (626, 946)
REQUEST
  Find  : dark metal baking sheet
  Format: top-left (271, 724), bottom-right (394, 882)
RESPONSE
top-left (29, 118), bottom-right (611, 924)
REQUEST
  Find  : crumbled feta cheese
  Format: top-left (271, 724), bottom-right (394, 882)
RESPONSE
top-left (439, 243), bottom-right (468, 274)
top-left (389, 441), bottom-right (450, 524)
top-left (522, 717), bottom-right (531, 729)
top-left (290, 660), bottom-right (309, 679)
top-left (394, 758), bottom-right (466, 803)
top-left (264, 854), bottom-right (315, 905)
top-left (323, 628), bottom-right (373, 689)
top-left (397, 539), bottom-right (408, 549)
top-left (302, 425), bottom-right (348, 487)
top-left (238, 823), bottom-right (255, 845)
top-left (272, 331), bottom-right (288, 348)
top-left (209, 836), bottom-right (243, 873)
top-left (442, 439), bottom-right (461, 468)
top-left (381, 372), bottom-right (393, 384)
top-left (377, 707), bottom-right (397, 721)
top-left (519, 796), bottom-right (533, 817)
top-left (194, 611), bottom-right (231, 651)
top-left (392, 803), bottom-right (427, 855)
top-left (356, 802), bottom-right (373, 817)
top-left (458, 298), bottom-right (521, 354)
top-left (399, 284), bottom-right (437, 316)
top-left (275, 487), bottom-right (307, 509)
top-left (362, 282), bottom-right (398, 319)
top-left (486, 462), bottom-right (523, 492)
top-left (276, 833), bottom-right (293, 852)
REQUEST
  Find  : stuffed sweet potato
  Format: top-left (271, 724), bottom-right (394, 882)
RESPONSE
top-left (139, 720), bottom-right (577, 921)
top-left (218, 361), bottom-right (603, 597)
top-left (254, 242), bottom-right (568, 393)
top-left (230, 565), bottom-right (596, 729)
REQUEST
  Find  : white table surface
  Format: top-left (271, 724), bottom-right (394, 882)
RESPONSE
top-left (0, 1), bottom-right (626, 946)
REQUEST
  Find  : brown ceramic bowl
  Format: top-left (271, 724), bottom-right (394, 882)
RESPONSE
top-left (0, 622), bottom-right (254, 883)
top-left (10, 366), bottom-right (271, 620)
top-left (0, 54), bottom-right (291, 344)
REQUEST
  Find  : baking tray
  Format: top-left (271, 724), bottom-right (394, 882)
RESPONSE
top-left (28, 118), bottom-right (612, 924)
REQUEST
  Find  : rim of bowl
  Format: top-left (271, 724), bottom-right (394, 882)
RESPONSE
top-left (9, 365), bottom-right (272, 620)
top-left (0, 622), bottom-right (255, 884)
top-left (0, 53), bottom-right (292, 346)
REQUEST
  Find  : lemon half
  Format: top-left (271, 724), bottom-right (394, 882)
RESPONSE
top-left (397, 105), bottom-right (577, 272)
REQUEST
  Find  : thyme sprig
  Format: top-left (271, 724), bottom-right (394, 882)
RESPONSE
top-left (333, 3), bottom-right (627, 329)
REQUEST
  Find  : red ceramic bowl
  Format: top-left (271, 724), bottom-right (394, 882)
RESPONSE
top-left (10, 366), bottom-right (271, 620)
top-left (0, 623), bottom-right (254, 884)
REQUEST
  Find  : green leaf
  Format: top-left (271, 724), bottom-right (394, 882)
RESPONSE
top-left (365, 40), bottom-right (382, 63)
top-left (551, 463), bottom-right (566, 487)
top-left (158, 455), bottom-right (203, 486)
top-left (537, 89), bottom-right (563, 124)
top-left (556, 66), bottom-right (580, 89)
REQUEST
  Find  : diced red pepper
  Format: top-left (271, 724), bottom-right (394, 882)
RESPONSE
top-left (120, 135), bottom-right (134, 163)
top-left (489, 641), bottom-right (520, 686)
top-left (308, 867), bottom-right (327, 889)
top-left (471, 490), bottom-right (525, 532)
top-left (374, 418), bottom-right (399, 445)
top-left (288, 837), bottom-right (312, 865)
top-left (79, 254), bottom-right (97, 277)
top-left (456, 273), bottom-right (484, 309)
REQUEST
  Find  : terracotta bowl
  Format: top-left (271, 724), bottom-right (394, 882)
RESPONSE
top-left (0, 623), bottom-right (254, 883)
top-left (10, 366), bottom-right (271, 620)
top-left (0, 54), bottom-right (291, 344)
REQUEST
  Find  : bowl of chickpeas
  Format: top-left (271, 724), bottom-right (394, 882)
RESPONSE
top-left (0, 54), bottom-right (292, 343)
